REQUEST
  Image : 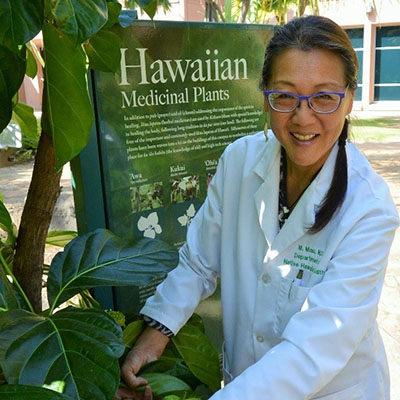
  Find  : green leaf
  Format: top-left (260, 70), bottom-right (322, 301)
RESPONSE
top-left (104, 1), bottom-right (122, 29)
top-left (118, 9), bottom-right (137, 27)
top-left (140, 356), bottom-right (183, 374)
top-left (0, 384), bottom-right (74, 399)
top-left (47, 228), bottom-right (178, 310)
top-left (0, 0), bottom-right (44, 50)
top-left (27, 41), bottom-right (44, 68)
top-left (138, 0), bottom-right (158, 19)
top-left (141, 357), bottom-right (200, 389)
top-left (0, 267), bottom-right (22, 312)
top-left (186, 313), bottom-right (205, 333)
top-left (49, 0), bottom-right (108, 44)
top-left (123, 319), bottom-right (144, 347)
top-left (224, 0), bottom-right (232, 22)
top-left (12, 102), bottom-right (38, 139)
top-left (0, 45), bottom-right (26, 132)
top-left (191, 384), bottom-right (214, 400)
top-left (172, 324), bottom-right (221, 392)
top-left (42, 22), bottom-right (94, 170)
top-left (0, 243), bottom-right (14, 272)
top-left (0, 201), bottom-right (14, 245)
top-left (0, 307), bottom-right (124, 400)
top-left (140, 373), bottom-right (191, 398)
top-left (25, 46), bottom-right (38, 78)
top-left (86, 30), bottom-right (121, 72)
top-left (46, 231), bottom-right (78, 248)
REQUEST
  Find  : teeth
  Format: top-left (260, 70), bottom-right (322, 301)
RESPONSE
top-left (292, 132), bottom-right (317, 141)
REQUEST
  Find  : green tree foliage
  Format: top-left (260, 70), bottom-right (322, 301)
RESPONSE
top-left (207, 0), bottom-right (319, 24)
top-left (0, 0), bottom-right (165, 313)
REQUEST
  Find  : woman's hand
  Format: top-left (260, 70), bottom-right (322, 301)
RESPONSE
top-left (113, 385), bottom-right (152, 400)
top-left (118, 326), bottom-right (170, 395)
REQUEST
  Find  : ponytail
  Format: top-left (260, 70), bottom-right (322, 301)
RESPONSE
top-left (309, 119), bottom-right (349, 233)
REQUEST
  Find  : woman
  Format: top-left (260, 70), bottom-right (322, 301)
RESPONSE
top-left (118, 16), bottom-right (399, 400)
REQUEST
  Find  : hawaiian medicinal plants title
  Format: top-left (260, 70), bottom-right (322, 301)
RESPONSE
top-left (119, 48), bottom-right (249, 108)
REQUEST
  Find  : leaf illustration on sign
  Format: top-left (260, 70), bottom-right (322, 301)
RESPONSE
top-left (138, 212), bottom-right (162, 238)
top-left (177, 204), bottom-right (196, 227)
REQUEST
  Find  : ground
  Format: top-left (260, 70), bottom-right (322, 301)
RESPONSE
top-left (0, 139), bottom-right (399, 397)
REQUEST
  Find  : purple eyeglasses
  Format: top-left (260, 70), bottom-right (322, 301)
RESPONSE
top-left (264, 89), bottom-right (347, 114)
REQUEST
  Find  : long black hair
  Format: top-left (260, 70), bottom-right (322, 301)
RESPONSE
top-left (260, 16), bottom-right (359, 233)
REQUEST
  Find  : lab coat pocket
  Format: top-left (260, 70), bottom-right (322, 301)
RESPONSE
top-left (274, 277), bottom-right (311, 336)
top-left (312, 381), bottom-right (363, 399)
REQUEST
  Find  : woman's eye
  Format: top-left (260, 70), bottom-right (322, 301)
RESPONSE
top-left (315, 94), bottom-right (334, 100)
top-left (276, 93), bottom-right (293, 99)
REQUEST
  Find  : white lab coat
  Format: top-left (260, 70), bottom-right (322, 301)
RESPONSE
top-left (141, 131), bottom-right (399, 399)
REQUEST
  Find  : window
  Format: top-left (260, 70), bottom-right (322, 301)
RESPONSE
top-left (374, 26), bottom-right (400, 101)
top-left (345, 28), bottom-right (363, 101)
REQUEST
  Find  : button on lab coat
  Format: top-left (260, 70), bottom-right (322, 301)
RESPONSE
top-left (141, 132), bottom-right (399, 399)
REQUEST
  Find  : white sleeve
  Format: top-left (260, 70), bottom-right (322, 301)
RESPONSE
top-left (210, 202), bottom-right (399, 399)
top-left (140, 151), bottom-right (226, 335)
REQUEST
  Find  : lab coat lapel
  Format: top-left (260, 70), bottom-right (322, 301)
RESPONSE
top-left (253, 134), bottom-right (281, 249)
top-left (268, 143), bottom-right (339, 260)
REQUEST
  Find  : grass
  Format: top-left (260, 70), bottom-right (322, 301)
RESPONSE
top-left (350, 117), bottom-right (400, 143)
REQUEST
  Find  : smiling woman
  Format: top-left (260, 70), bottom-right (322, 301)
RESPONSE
top-left (119, 16), bottom-right (399, 400)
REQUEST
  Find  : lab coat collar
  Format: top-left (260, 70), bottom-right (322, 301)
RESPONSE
top-left (253, 132), bottom-right (339, 258)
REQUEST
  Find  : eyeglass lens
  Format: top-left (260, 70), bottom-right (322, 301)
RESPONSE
top-left (269, 92), bottom-right (342, 113)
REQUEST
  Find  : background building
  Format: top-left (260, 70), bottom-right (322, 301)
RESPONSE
top-left (20, 0), bottom-right (400, 113)
top-left (137, 0), bottom-right (400, 113)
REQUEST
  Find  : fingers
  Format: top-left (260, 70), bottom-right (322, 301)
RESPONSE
top-left (143, 385), bottom-right (153, 400)
top-left (121, 348), bottom-right (148, 388)
top-left (114, 385), bottom-right (153, 400)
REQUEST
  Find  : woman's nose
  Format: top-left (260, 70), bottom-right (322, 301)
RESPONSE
top-left (291, 99), bottom-right (316, 125)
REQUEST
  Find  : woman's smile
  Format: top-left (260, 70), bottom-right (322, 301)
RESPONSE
top-left (290, 132), bottom-right (319, 142)
top-left (265, 48), bottom-right (355, 176)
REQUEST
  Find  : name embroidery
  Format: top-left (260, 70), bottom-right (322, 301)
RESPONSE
top-left (283, 244), bottom-right (325, 275)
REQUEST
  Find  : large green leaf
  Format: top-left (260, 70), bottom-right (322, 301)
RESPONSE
top-left (140, 373), bottom-right (191, 398)
top-left (25, 46), bottom-right (38, 78)
top-left (137, 0), bottom-right (158, 19)
top-left (172, 324), bottom-right (221, 392)
top-left (0, 0), bottom-right (44, 50)
top-left (0, 201), bottom-right (14, 244)
top-left (47, 228), bottom-right (178, 310)
top-left (46, 231), bottom-right (78, 248)
top-left (49, 0), bottom-right (108, 44)
top-left (12, 102), bottom-right (38, 139)
top-left (103, 1), bottom-right (122, 29)
top-left (0, 307), bottom-right (124, 400)
top-left (25, 47), bottom-right (37, 78)
top-left (0, 267), bottom-right (22, 312)
top-left (123, 319), bottom-right (144, 347)
top-left (86, 30), bottom-right (121, 72)
top-left (0, 384), bottom-right (74, 399)
top-left (42, 22), bottom-right (94, 170)
top-left (0, 45), bottom-right (26, 132)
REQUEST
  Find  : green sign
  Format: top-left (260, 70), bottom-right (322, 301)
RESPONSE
top-left (72, 20), bottom-right (274, 319)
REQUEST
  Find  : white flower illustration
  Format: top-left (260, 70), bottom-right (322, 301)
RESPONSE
top-left (137, 212), bottom-right (162, 238)
top-left (177, 204), bottom-right (196, 227)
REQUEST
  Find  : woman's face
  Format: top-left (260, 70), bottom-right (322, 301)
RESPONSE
top-left (265, 48), bottom-right (354, 175)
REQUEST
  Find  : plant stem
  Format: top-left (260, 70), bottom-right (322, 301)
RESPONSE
top-left (0, 252), bottom-right (35, 313)
top-left (12, 130), bottom-right (62, 313)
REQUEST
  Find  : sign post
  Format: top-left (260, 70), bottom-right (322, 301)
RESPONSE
top-left (71, 19), bottom-right (274, 346)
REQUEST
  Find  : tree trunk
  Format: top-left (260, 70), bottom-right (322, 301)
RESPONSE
top-left (240, 0), bottom-right (251, 22)
top-left (13, 130), bottom-right (62, 313)
top-left (298, 0), bottom-right (307, 16)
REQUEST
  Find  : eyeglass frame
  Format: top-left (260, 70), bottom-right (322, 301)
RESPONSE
top-left (264, 89), bottom-right (347, 114)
